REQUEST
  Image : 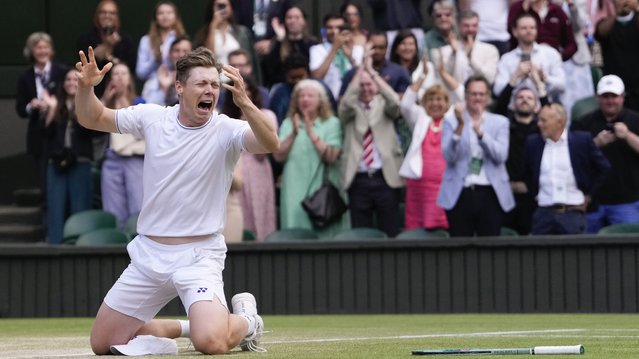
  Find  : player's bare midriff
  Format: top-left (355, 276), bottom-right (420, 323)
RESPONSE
top-left (147, 234), bottom-right (215, 244)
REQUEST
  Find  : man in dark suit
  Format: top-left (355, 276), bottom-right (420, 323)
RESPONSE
top-left (525, 103), bottom-right (610, 235)
top-left (15, 32), bottom-right (67, 202)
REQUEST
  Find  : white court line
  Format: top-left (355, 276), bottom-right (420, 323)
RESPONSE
top-left (264, 329), bottom-right (587, 344)
top-left (4, 329), bottom-right (637, 358)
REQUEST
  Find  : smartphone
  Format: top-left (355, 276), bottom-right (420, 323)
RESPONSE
top-left (215, 3), bottom-right (227, 11)
top-left (520, 53), bottom-right (531, 62)
top-left (102, 27), bottom-right (114, 36)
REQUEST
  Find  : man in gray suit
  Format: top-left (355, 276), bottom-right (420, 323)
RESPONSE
top-left (438, 75), bottom-right (515, 236)
top-left (339, 53), bottom-right (404, 237)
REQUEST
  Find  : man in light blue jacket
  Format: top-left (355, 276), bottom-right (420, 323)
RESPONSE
top-left (438, 75), bottom-right (515, 236)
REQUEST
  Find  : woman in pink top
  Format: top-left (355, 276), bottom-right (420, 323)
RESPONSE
top-left (399, 81), bottom-right (450, 230)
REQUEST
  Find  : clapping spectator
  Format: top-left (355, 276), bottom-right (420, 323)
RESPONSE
top-left (135, 0), bottom-right (186, 82)
top-left (273, 79), bottom-right (347, 238)
top-left (399, 83), bottom-right (451, 231)
top-left (340, 31), bottom-right (411, 97)
top-left (15, 32), bottom-right (68, 208)
top-left (390, 30), bottom-right (437, 98)
top-left (101, 63), bottom-right (146, 228)
top-left (431, 10), bottom-right (500, 88)
top-left (494, 13), bottom-right (565, 102)
top-left (438, 76), bottom-right (515, 237)
top-left (43, 70), bottom-right (97, 244)
top-left (309, 13), bottom-right (364, 99)
top-left (77, 0), bottom-right (136, 97)
top-left (142, 36), bottom-right (192, 106)
top-left (261, 6), bottom-right (318, 87)
top-left (339, 56), bottom-right (404, 237)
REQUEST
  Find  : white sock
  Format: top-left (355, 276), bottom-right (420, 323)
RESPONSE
top-left (240, 314), bottom-right (256, 337)
top-left (179, 320), bottom-right (190, 338)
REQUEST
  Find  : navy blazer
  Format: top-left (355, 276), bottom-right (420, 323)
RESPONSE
top-left (524, 130), bottom-right (611, 200)
top-left (15, 63), bottom-right (68, 156)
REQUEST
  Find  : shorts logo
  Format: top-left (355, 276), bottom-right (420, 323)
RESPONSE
top-left (197, 287), bottom-right (208, 293)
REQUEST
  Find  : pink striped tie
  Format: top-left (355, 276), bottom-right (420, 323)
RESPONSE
top-left (363, 129), bottom-right (374, 168)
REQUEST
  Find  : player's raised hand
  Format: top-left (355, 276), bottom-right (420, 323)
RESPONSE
top-left (223, 65), bottom-right (251, 108)
top-left (75, 47), bottom-right (113, 88)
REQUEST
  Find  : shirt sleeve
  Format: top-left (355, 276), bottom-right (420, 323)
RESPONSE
top-left (115, 105), bottom-right (148, 139)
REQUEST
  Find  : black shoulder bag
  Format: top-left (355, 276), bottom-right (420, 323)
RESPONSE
top-left (301, 162), bottom-right (348, 229)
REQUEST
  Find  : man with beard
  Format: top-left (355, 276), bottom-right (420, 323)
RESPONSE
top-left (494, 59), bottom-right (549, 235)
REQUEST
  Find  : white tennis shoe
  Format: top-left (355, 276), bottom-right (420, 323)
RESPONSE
top-left (231, 292), bottom-right (266, 352)
top-left (110, 335), bottom-right (178, 356)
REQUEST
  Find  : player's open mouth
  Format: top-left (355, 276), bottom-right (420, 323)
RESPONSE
top-left (197, 101), bottom-right (213, 111)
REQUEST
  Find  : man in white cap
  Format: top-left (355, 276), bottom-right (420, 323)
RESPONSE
top-left (572, 74), bottom-right (639, 233)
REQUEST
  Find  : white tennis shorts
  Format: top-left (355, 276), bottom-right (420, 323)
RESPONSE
top-left (104, 234), bottom-right (228, 322)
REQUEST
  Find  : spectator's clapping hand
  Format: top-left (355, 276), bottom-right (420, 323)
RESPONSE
top-left (41, 90), bottom-right (57, 112)
top-left (510, 61), bottom-right (531, 86)
top-left (448, 31), bottom-right (458, 54)
top-left (454, 102), bottom-right (465, 134)
top-left (292, 112), bottom-right (300, 134)
top-left (157, 64), bottom-right (173, 92)
top-left (272, 17), bottom-right (286, 41)
top-left (75, 47), bottom-right (113, 88)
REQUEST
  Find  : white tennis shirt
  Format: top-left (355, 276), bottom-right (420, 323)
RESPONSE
top-left (116, 104), bottom-right (249, 237)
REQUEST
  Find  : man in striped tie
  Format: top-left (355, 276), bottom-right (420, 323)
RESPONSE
top-left (338, 50), bottom-right (405, 237)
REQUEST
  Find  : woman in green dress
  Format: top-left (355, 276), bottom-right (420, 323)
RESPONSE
top-left (273, 79), bottom-right (349, 238)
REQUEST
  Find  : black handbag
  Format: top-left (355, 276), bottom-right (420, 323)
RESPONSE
top-left (301, 163), bottom-right (348, 229)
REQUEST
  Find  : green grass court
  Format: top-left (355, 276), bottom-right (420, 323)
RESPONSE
top-left (1, 314), bottom-right (636, 358)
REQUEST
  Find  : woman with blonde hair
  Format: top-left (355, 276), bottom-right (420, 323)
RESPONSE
top-left (274, 79), bottom-right (347, 238)
top-left (16, 32), bottom-right (68, 205)
top-left (100, 63), bottom-right (146, 228)
top-left (399, 82), bottom-right (451, 231)
top-left (136, 0), bottom-right (186, 81)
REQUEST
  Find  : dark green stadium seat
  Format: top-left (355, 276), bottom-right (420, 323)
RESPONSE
top-left (597, 223), bottom-right (639, 235)
top-left (396, 228), bottom-right (449, 239)
top-left (62, 209), bottom-right (117, 244)
top-left (265, 228), bottom-right (319, 241)
top-left (332, 227), bottom-right (388, 240)
top-left (500, 226), bottom-right (519, 237)
top-left (75, 228), bottom-right (130, 246)
top-left (123, 212), bottom-right (139, 240)
top-left (242, 229), bottom-right (257, 241)
top-left (571, 96), bottom-right (598, 123)
top-left (591, 64), bottom-right (603, 90)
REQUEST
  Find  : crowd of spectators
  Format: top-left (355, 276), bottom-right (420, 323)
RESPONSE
top-left (15, 0), bottom-right (639, 243)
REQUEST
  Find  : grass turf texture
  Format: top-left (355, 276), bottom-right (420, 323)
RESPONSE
top-left (0, 314), bottom-right (637, 358)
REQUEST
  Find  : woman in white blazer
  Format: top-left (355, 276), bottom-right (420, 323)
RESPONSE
top-left (399, 81), bottom-right (452, 230)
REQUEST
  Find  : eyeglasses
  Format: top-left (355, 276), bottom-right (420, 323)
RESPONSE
top-left (99, 10), bottom-right (118, 15)
top-left (344, 12), bottom-right (359, 17)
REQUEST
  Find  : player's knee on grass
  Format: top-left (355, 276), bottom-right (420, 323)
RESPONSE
top-left (191, 332), bottom-right (230, 355)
